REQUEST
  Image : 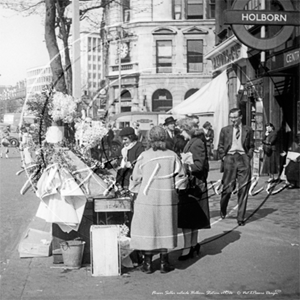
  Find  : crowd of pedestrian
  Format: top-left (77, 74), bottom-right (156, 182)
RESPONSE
top-left (107, 109), bottom-right (258, 273)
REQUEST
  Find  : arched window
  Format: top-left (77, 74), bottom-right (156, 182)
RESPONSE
top-left (120, 89), bottom-right (132, 112)
top-left (184, 88), bottom-right (199, 100)
top-left (152, 89), bottom-right (173, 112)
top-left (121, 89), bottom-right (131, 101)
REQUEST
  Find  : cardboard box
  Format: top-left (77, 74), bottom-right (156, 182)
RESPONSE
top-left (18, 228), bottom-right (52, 258)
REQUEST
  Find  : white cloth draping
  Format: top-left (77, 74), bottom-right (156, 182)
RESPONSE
top-left (170, 71), bottom-right (229, 149)
top-left (36, 164), bottom-right (87, 233)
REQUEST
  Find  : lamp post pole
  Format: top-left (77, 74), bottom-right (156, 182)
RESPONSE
top-left (260, 0), bottom-right (266, 64)
top-left (118, 26), bottom-right (122, 114)
top-left (72, 0), bottom-right (81, 100)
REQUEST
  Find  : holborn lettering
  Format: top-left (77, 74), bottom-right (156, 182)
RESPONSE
top-left (242, 13), bottom-right (287, 22)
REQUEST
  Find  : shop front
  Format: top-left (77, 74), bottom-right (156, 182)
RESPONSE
top-left (209, 0), bottom-right (300, 151)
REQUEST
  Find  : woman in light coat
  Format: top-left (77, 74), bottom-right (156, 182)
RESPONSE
top-left (129, 125), bottom-right (186, 274)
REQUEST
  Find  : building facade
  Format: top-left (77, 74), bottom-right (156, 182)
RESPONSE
top-left (205, 0), bottom-right (300, 153)
top-left (26, 66), bottom-right (53, 98)
top-left (0, 81), bottom-right (27, 118)
top-left (80, 32), bottom-right (103, 98)
top-left (102, 0), bottom-right (216, 115)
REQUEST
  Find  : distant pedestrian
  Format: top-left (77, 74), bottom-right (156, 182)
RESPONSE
top-left (163, 116), bottom-right (177, 151)
top-left (217, 108), bottom-right (254, 226)
top-left (0, 130), bottom-right (10, 159)
top-left (133, 122), bottom-right (143, 142)
top-left (202, 121), bottom-right (214, 160)
top-left (106, 123), bottom-right (115, 152)
top-left (19, 127), bottom-right (34, 166)
top-left (261, 123), bottom-right (278, 182)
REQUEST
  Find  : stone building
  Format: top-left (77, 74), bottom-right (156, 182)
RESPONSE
top-left (102, 0), bottom-right (216, 114)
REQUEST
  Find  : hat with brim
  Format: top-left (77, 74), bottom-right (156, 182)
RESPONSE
top-left (119, 126), bottom-right (135, 136)
top-left (163, 116), bottom-right (177, 126)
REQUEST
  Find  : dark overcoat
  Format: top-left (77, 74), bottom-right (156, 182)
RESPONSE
top-left (178, 133), bottom-right (210, 229)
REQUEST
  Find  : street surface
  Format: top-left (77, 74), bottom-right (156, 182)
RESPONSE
top-left (0, 151), bottom-right (299, 300)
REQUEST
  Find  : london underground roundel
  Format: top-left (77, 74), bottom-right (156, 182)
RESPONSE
top-left (230, 0), bottom-right (295, 50)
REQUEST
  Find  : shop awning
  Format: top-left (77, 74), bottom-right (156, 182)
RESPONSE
top-left (169, 71), bottom-right (229, 149)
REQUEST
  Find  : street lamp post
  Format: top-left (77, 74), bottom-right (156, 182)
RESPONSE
top-left (117, 26), bottom-right (123, 114)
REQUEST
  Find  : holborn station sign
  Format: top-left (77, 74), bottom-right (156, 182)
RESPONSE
top-left (225, 11), bottom-right (299, 25)
top-left (224, 0), bottom-right (299, 50)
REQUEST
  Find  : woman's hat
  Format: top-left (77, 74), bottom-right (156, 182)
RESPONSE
top-left (119, 126), bottom-right (135, 136)
top-left (163, 116), bottom-right (176, 126)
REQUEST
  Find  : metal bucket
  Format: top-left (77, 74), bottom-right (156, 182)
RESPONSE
top-left (60, 240), bottom-right (86, 269)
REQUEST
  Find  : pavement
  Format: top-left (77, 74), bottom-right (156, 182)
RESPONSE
top-left (0, 159), bottom-right (299, 300)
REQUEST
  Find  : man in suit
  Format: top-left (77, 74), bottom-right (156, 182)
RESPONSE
top-left (164, 116), bottom-right (178, 151)
top-left (217, 108), bottom-right (254, 226)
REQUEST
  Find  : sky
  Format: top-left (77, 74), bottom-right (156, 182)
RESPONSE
top-left (0, 8), bottom-right (49, 86)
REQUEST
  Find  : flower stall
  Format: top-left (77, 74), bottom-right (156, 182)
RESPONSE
top-left (20, 90), bottom-right (133, 272)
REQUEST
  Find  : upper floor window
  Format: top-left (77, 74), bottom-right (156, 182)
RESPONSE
top-left (156, 41), bottom-right (172, 73)
top-left (173, 0), bottom-right (215, 20)
top-left (186, 0), bottom-right (203, 19)
top-left (174, 0), bottom-right (182, 20)
top-left (187, 40), bottom-right (203, 73)
top-left (207, 0), bottom-right (215, 19)
top-left (123, 0), bottom-right (130, 23)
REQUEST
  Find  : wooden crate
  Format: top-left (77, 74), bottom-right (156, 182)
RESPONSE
top-left (90, 225), bottom-right (120, 276)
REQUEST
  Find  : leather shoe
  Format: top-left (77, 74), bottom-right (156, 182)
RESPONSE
top-left (238, 221), bottom-right (245, 226)
top-left (220, 211), bottom-right (226, 219)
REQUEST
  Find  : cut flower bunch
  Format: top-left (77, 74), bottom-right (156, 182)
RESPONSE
top-left (75, 120), bottom-right (108, 150)
top-left (48, 91), bottom-right (81, 124)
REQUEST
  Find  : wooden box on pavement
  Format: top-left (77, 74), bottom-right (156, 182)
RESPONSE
top-left (90, 225), bottom-right (121, 276)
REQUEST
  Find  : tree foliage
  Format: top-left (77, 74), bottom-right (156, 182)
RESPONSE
top-left (1, 0), bottom-right (115, 94)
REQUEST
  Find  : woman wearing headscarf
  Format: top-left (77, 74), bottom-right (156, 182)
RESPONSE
top-left (115, 126), bottom-right (144, 190)
top-left (129, 125), bottom-right (187, 274)
top-left (176, 117), bottom-right (210, 260)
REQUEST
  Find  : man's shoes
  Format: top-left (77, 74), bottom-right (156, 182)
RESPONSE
top-left (238, 221), bottom-right (245, 226)
top-left (220, 211), bottom-right (226, 219)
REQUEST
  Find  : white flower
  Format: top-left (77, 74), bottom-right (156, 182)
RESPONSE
top-left (75, 120), bottom-right (108, 150)
top-left (119, 224), bottom-right (130, 237)
top-left (48, 92), bottom-right (80, 123)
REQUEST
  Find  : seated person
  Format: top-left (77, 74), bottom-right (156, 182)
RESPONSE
top-left (116, 127), bottom-right (145, 191)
